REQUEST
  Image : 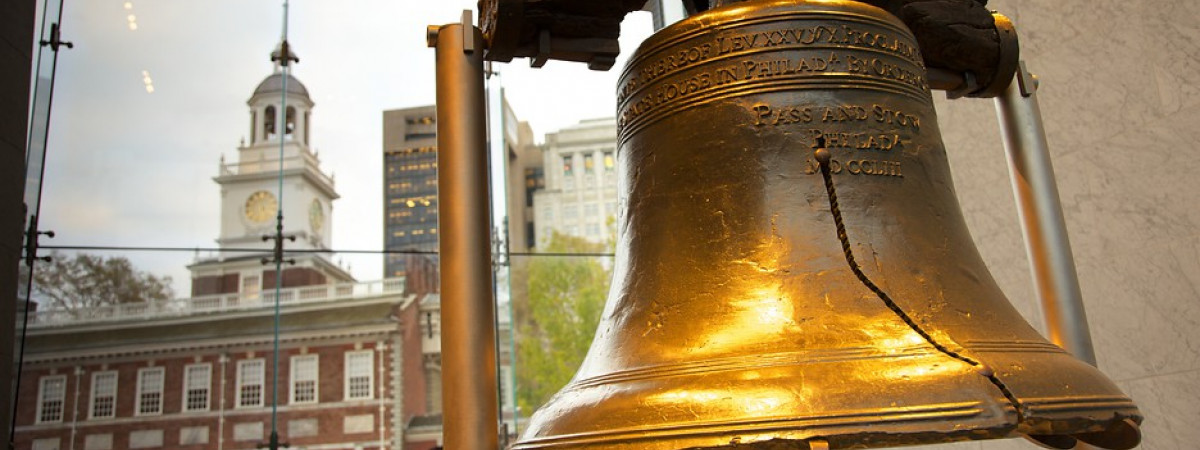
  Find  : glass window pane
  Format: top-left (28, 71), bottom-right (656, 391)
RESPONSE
top-left (184, 364), bottom-right (211, 412)
top-left (90, 371), bottom-right (117, 419)
top-left (291, 355), bottom-right (318, 404)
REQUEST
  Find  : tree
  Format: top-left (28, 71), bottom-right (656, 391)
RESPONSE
top-left (514, 233), bottom-right (611, 413)
top-left (30, 252), bottom-right (175, 311)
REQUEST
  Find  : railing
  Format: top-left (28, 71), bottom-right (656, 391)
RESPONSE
top-left (219, 154), bottom-right (335, 188)
top-left (26, 278), bottom-right (405, 328)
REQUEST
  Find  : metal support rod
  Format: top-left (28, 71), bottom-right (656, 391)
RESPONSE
top-left (994, 62), bottom-right (1097, 365)
top-left (429, 12), bottom-right (501, 450)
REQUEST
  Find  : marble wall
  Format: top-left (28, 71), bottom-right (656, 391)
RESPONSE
top-left (908, 0), bottom-right (1200, 449)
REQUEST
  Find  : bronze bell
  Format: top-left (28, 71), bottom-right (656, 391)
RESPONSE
top-left (514, 1), bottom-right (1142, 449)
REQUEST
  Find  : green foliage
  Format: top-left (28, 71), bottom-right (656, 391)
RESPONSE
top-left (31, 252), bottom-right (175, 311)
top-left (515, 233), bottom-right (611, 413)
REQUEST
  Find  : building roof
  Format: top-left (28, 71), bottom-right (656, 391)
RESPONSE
top-left (253, 72), bottom-right (310, 99)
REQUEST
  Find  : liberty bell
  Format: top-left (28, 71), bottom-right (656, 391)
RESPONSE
top-left (513, 1), bottom-right (1142, 449)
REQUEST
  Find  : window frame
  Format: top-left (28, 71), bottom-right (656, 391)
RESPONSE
top-left (290, 354), bottom-right (319, 405)
top-left (135, 367), bottom-right (165, 416)
top-left (241, 273), bottom-right (261, 301)
top-left (89, 371), bottom-right (118, 420)
top-left (561, 154), bottom-right (574, 176)
top-left (236, 359), bottom-right (266, 408)
top-left (36, 374), bottom-right (67, 424)
top-left (344, 350), bottom-right (374, 401)
top-left (182, 363), bottom-right (212, 412)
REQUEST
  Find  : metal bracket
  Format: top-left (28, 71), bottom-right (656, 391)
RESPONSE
top-left (39, 23), bottom-right (73, 52)
top-left (531, 29), bottom-right (550, 68)
top-left (270, 39), bottom-right (299, 67)
top-left (22, 216), bottom-right (54, 266)
top-left (462, 10), bottom-right (475, 53)
top-left (261, 214), bottom-right (297, 266)
top-left (1016, 61), bottom-right (1038, 97)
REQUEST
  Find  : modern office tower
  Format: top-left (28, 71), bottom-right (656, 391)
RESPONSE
top-left (382, 105), bottom-right (439, 279)
top-left (382, 97), bottom-right (539, 277)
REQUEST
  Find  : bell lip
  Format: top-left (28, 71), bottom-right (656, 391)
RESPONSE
top-left (513, 347), bottom-right (1143, 450)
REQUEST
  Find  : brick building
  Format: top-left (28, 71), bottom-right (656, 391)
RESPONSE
top-left (15, 280), bottom-right (411, 450)
top-left (389, 255), bottom-right (517, 450)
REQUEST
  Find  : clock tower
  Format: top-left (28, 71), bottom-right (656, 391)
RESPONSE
top-left (189, 42), bottom-right (352, 297)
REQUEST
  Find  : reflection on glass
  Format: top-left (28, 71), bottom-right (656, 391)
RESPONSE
top-left (13, 2), bottom-right (647, 447)
top-left (511, 234), bottom-right (613, 414)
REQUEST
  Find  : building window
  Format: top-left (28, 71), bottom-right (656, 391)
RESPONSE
top-left (242, 274), bottom-right (260, 301)
top-left (136, 368), bottom-right (165, 415)
top-left (563, 205), bottom-right (577, 219)
top-left (37, 375), bottom-right (66, 423)
top-left (183, 364), bottom-right (211, 412)
top-left (584, 203), bottom-right (599, 217)
top-left (562, 155), bottom-right (573, 176)
top-left (237, 359), bottom-right (265, 408)
top-left (291, 355), bottom-right (318, 404)
top-left (90, 371), bottom-right (117, 419)
top-left (345, 351), bottom-right (374, 400)
top-left (584, 154), bottom-right (595, 173)
top-left (603, 152), bottom-right (615, 171)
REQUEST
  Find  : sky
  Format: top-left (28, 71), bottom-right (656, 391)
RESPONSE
top-left (36, 1), bottom-right (655, 294)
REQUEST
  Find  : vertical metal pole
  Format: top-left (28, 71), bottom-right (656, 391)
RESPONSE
top-left (995, 62), bottom-right (1098, 365)
top-left (429, 11), bottom-right (501, 450)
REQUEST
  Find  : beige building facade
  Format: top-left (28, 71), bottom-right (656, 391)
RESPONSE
top-left (532, 118), bottom-right (620, 246)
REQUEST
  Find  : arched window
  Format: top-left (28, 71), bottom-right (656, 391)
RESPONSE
top-left (285, 106), bottom-right (297, 140)
top-left (250, 110), bottom-right (257, 143)
top-left (264, 106), bottom-right (277, 139)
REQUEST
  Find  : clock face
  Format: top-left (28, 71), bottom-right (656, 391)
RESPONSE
top-left (309, 199), bottom-right (324, 233)
top-left (244, 190), bottom-right (277, 223)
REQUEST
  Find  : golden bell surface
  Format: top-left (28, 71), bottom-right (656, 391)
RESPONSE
top-left (514, 1), bottom-right (1142, 449)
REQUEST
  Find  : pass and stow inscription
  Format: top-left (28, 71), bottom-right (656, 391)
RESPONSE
top-left (752, 102), bottom-right (918, 177)
top-left (752, 103), bottom-right (920, 131)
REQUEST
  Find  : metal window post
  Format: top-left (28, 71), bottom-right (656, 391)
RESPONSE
top-left (428, 11), bottom-right (501, 450)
